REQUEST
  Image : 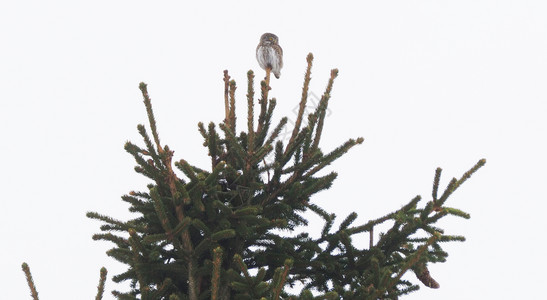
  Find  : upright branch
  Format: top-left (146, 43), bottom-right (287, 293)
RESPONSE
top-left (311, 68), bottom-right (338, 151)
top-left (223, 70), bottom-right (230, 125)
top-left (95, 267), bottom-right (108, 300)
top-left (229, 79), bottom-right (237, 132)
top-left (21, 263), bottom-right (39, 300)
top-left (211, 247), bottom-right (223, 300)
top-left (139, 83), bottom-right (198, 299)
top-left (286, 53), bottom-right (313, 155)
top-left (256, 72), bottom-right (270, 138)
top-left (258, 67), bottom-right (272, 134)
top-left (21, 263), bottom-right (109, 300)
top-left (139, 83), bottom-right (162, 153)
top-left (435, 158), bottom-right (486, 209)
top-left (247, 70), bottom-right (255, 170)
top-left (265, 67), bottom-right (271, 91)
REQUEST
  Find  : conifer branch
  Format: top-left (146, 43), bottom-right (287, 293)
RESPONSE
top-left (137, 124), bottom-right (163, 168)
top-left (276, 128), bottom-right (309, 173)
top-left (219, 123), bottom-right (246, 168)
top-left (175, 158), bottom-right (199, 182)
top-left (303, 137), bottom-right (364, 178)
top-left (95, 267), bottom-right (107, 300)
top-left (285, 53), bottom-right (313, 155)
top-left (154, 278), bottom-right (174, 298)
top-left (255, 95), bottom-right (277, 150)
top-left (229, 79), bottom-right (237, 132)
top-left (252, 144), bottom-right (274, 166)
top-left (139, 83), bottom-right (201, 299)
top-left (370, 226), bottom-right (374, 249)
top-left (346, 198), bottom-right (417, 236)
top-left (273, 259), bottom-right (293, 299)
top-left (150, 187), bottom-right (174, 232)
top-left (111, 290), bottom-right (137, 299)
top-left (211, 229), bottom-right (236, 241)
top-left (21, 263), bottom-right (39, 300)
top-left (307, 203), bottom-right (331, 222)
top-left (233, 254), bottom-right (254, 286)
top-left (247, 71), bottom-right (255, 143)
top-left (311, 69), bottom-right (338, 151)
top-left (197, 122), bottom-right (222, 169)
top-left (247, 70), bottom-right (255, 157)
top-left (443, 207), bottom-right (471, 219)
top-left (264, 111), bottom-right (286, 147)
top-left (261, 171), bottom-right (300, 206)
top-left (264, 67), bottom-right (271, 95)
top-left (139, 82), bottom-right (162, 153)
top-left (432, 167), bottom-right (442, 201)
top-left (258, 79), bottom-right (270, 117)
top-left (124, 141), bottom-right (162, 181)
top-left (223, 70), bottom-right (230, 125)
top-left (256, 75), bottom-right (269, 138)
top-left (127, 229), bottom-right (150, 298)
top-left (453, 158), bottom-right (486, 191)
top-left (86, 212), bottom-right (128, 231)
top-left (436, 159), bottom-right (486, 208)
top-left (386, 232), bottom-right (440, 292)
top-left (198, 121), bottom-right (208, 140)
top-left (302, 113), bottom-right (318, 161)
top-left (436, 178), bottom-right (457, 207)
top-left (339, 212), bottom-right (358, 230)
top-left (211, 247), bottom-right (223, 300)
top-left (92, 233), bottom-right (129, 248)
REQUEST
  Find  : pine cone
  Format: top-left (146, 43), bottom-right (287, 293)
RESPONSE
top-left (415, 265), bottom-right (440, 289)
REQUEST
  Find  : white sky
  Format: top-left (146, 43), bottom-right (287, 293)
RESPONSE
top-left (1, 1), bottom-right (546, 299)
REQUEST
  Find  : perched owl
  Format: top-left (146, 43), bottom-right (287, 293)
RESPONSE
top-left (256, 33), bottom-right (283, 79)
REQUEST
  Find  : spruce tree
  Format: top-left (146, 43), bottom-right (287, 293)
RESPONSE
top-left (24, 53), bottom-right (485, 299)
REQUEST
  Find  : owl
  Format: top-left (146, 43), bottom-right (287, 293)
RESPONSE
top-left (256, 33), bottom-right (283, 79)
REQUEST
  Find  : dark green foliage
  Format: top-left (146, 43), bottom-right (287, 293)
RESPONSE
top-left (85, 53), bottom-right (485, 299)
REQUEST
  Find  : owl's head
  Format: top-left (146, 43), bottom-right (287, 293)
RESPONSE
top-left (260, 33), bottom-right (279, 45)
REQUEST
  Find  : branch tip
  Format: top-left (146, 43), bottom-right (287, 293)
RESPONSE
top-left (307, 52), bottom-right (314, 63)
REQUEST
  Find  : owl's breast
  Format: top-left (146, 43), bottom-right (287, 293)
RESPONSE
top-left (256, 46), bottom-right (281, 71)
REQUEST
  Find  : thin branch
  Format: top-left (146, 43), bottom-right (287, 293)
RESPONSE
top-left (265, 67), bottom-right (271, 92)
top-left (311, 69), bottom-right (338, 151)
top-left (432, 167), bottom-right (442, 202)
top-left (223, 70), bottom-right (230, 125)
top-left (370, 226), bottom-right (374, 249)
top-left (247, 70), bottom-right (256, 172)
top-left (273, 260), bottom-right (293, 299)
top-left (211, 247), bottom-right (223, 300)
top-left (21, 263), bottom-right (39, 300)
top-left (285, 53), bottom-right (313, 155)
top-left (95, 267), bottom-right (108, 300)
top-left (229, 80), bottom-right (237, 132)
top-left (139, 82), bottom-right (162, 153)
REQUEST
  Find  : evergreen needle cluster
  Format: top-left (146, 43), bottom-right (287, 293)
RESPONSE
top-left (23, 53), bottom-right (485, 300)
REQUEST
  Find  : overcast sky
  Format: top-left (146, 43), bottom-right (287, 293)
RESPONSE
top-left (1, 1), bottom-right (546, 299)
